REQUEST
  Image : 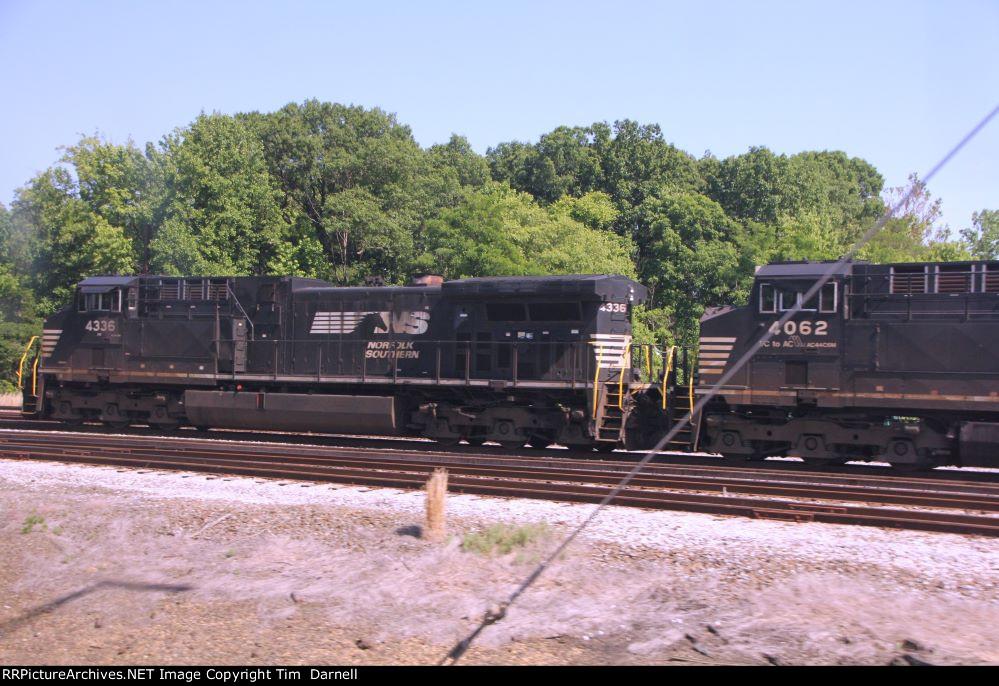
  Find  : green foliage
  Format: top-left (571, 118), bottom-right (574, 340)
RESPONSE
top-left (415, 184), bottom-right (635, 279)
top-left (153, 113), bottom-right (285, 275)
top-left (21, 514), bottom-right (46, 534)
top-left (253, 101), bottom-right (435, 284)
top-left (62, 136), bottom-right (165, 272)
top-left (550, 191), bottom-right (619, 231)
top-left (460, 522), bottom-right (550, 556)
top-left (856, 174), bottom-right (959, 264)
top-left (634, 190), bottom-right (754, 341)
top-left (428, 134), bottom-right (491, 190)
top-left (0, 101), bottom-right (981, 389)
top-left (488, 120), bottom-right (701, 212)
top-left (961, 209), bottom-right (999, 260)
top-left (9, 167), bottom-right (135, 312)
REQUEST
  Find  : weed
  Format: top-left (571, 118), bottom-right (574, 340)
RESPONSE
top-left (224, 548), bottom-right (237, 558)
top-left (21, 514), bottom-right (46, 534)
top-left (461, 523), bottom-right (550, 557)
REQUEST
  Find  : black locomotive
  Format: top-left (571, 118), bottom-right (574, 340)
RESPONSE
top-left (697, 260), bottom-right (999, 467)
top-left (22, 273), bottom-right (660, 451)
top-left (19, 259), bottom-right (999, 468)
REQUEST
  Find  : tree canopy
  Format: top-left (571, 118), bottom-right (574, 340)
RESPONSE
top-left (0, 101), bottom-right (990, 386)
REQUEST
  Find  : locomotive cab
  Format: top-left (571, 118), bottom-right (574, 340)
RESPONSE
top-left (699, 262), bottom-right (848, 402)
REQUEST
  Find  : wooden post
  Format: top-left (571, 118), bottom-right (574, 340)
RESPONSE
top-left (425, 467), bottom-right (448, 542)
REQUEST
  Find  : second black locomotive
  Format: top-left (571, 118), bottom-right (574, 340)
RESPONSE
top-left (696, 260), bottom-right (999, 467)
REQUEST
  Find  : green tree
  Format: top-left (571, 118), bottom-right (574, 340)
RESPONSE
top-left (415, 184), bottom-right (635, 279)
top-left (9, 167), bottom-right (134, 312)
top-left (427, 134), bottom-right (490, 190)
top-left (858, 173), bottom-right (955, 263)
top-left (0, 202), bottom-right (41, 393)
top-left (414, 186), bottom-right (532, 278)
top-left (62, 136), bottom-right (165, 272)
top-left (254, 101), bottom-right (434, 284)
top-left (152, 113), bottom-right (285, 275)
top-left (488, 120), bottom-right (701, 218)
top-left (550, 191), bottom-right (619, 231)
top-left (960, 209), bottom-right (999, 259)
top-left (633, 190), bottom-right (755, 342)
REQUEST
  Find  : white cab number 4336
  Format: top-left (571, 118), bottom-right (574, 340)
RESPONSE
top-left (85, 319), bottom-right (116, 333)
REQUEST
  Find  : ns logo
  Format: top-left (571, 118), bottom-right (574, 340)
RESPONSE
top-left (310, 309), bottom-right (430, 335)
top-left (381, 310), bottom-right (430, 335)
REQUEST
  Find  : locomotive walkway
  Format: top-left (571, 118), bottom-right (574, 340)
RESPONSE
top-left (2, 428), bottom-right (999, 538)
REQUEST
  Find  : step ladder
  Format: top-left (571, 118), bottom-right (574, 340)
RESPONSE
top-left (666, 386), bottom-right (697, 451)
top-left (662, 347), bottom-right (701, 452)
top-left (594, 380), bottom-right (627, 444)
top-left (17, 335), bottom-right (41, 418)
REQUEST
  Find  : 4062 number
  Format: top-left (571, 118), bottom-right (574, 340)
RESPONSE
top-left (768, 320), bottom-right (828, 336)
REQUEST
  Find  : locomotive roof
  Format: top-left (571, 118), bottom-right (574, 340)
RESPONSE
top-left (755, 262), bottom-right (854, 278)
top-left (75, 273), bottom-right (648, 302)
top-left (442, 274), bottom-right (647, 301)
top-left (77, 275), bottom-right (141, 292)
top-left (293, 274), bottom-right (647, 302)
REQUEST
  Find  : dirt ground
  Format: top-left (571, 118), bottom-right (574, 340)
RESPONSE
top-left (1, 457), bottom-right (997, 666)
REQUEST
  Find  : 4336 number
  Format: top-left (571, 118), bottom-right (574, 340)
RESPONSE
top-left (85, 319), bottom-right (116, 333)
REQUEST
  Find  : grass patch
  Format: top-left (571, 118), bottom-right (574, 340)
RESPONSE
top-left (224, 548), bottom-right (237, 558)
top-left (21, 514), bottom-right (46, 534)
top-left (461, 523), bottom-right (550, 557)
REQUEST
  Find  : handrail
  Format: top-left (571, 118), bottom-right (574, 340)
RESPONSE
top-left (591, 344), bottom-right (604, 415)
top-left (16, 336), bottom-right (39, 391)
top-left (225, 282), bottom-right (255, 340)
top-left (31, 354), bottom-right (40, 397)
top-left (688, 353), bottom-right (697, 413)
top-left (617, 343), bottom-right (630, 409)
top-left (662, 345), bottom-right (677, 410)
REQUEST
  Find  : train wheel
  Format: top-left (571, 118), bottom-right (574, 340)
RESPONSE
top-left (594, 442), bottom-right (617, 453)
top-left (465, 437), bottom-right (486, 447)
top-left (103, 420), bottom-right (130, 431)
top-left (499, 440), bottom-right (526, 450)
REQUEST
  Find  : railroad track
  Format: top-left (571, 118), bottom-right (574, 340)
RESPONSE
top-left (2, 429), bottom-right (999, 538)
top-left (6, 412), bottom-right (999, 484)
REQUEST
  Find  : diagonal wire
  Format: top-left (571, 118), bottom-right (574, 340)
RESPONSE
top-left (439, 102), bottom-right (999, 666)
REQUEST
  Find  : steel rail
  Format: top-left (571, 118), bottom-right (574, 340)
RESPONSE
top-left (2, 432), bottom-right (999, 537)
top-left (5, 434), bottom-right (999, 512)
top-left (4, 420), bottom-right (999, 491)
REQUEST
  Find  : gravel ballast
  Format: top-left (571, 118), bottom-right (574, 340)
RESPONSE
top-left (1, 456), bottom-right (997, 665)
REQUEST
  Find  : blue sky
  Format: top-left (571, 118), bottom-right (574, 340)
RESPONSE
top-left (1, 0), bottom-right (996, 230)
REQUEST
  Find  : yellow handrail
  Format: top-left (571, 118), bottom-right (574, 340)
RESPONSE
top-left (688, 353), bottom-right (697, 414)
top-left (661, 345), bottom-right (677, 410)
top-left (31, 354), bottom-right (40, 396)
top-left (16, 336), bottom-right (39, 391)
top-left (591, 344), bottom-right (604, 416)
top-left (644, 345), bottom-right (651, 381)
top-left (617, 343), bottom-right (630, 410)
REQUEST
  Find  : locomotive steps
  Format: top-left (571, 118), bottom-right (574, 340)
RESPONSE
top-left (2, 429), bottom-right (999, 538)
